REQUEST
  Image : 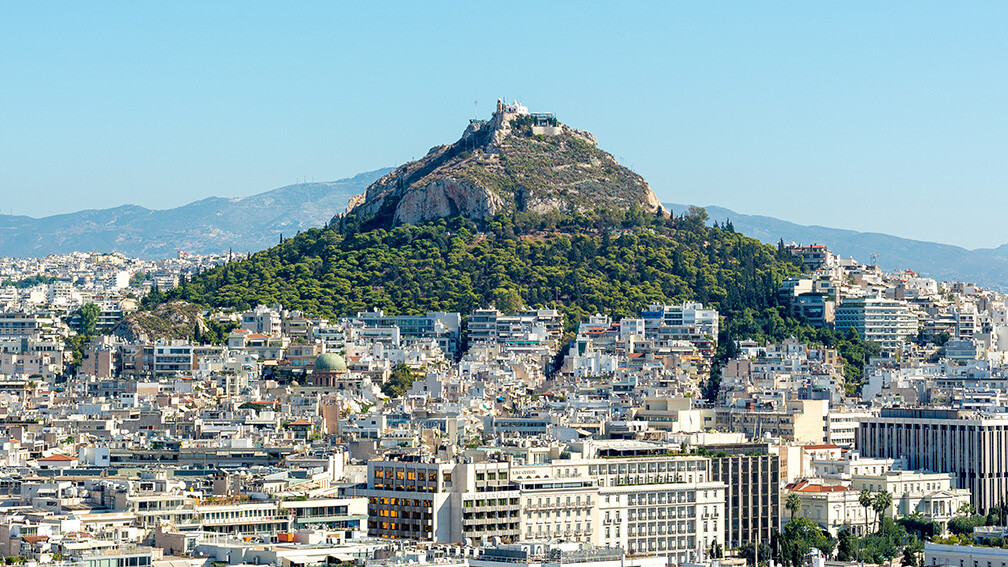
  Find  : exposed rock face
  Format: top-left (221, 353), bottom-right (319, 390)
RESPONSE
top-left (340, 104), bottom-right (666, 227)
top-left (392, 178), bottom-right (506, 225)
top-left (113, 300), bottom-right (208, 342)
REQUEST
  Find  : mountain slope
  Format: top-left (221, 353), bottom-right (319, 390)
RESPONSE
top-left (342, 103), bottom-right (663, 228)
top-left (666, 202), bottom-right (1008, 290)
top-left (0, 168), bottom-right (391, 259)
top-left (164, 210), bottom-right (794, 323)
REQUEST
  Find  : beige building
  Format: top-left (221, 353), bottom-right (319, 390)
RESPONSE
top-left (851, 470), bottom-right (970, 531)
top-left (784, 480), bottom-right (871, 536)
top-left (715, 399), bottom-right (828, 444)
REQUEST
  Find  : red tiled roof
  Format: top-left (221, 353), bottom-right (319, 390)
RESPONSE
top-left (22, 535), bottom-right (48, 544)
top-left (38, 454), bottom-right (74, 462)
top-left (786, 480), bottom-right (851, 493)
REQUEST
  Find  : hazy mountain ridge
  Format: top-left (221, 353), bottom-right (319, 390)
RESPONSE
top-left (4, 164), bottom-right (1006, 292)
top-left (0, 169), bottom-right (391, 259)
top-left (666, 202), bottom-right (1008, 290)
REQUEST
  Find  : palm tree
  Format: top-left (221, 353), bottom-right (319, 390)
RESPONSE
top-left (873, 490), bottom-right (893, 533)
top-left (786, 492), bottom-right (801, 520)
top-left (859, 489), bottom-right (873, 536)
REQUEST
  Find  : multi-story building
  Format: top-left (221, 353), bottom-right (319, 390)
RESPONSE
top-left (471, 543), bottom-right (666, 567)
top-left (574, 442), bottom-right (726, 561)
top-left (785, 244), bottom-right (835, 271)
top-left (707, 445), bottom-right (781, 549)
top-left (467, 308), bottom-right (564, 346)
top-left (240, 304), bottom-right (283, 337)
top-left (855, 408), bottom-right (1008, 513)
top-left (512, 462), bottom-right (598, 544)
top-left (715, 400), bottom-right (828, 444)
top-left (349, 309), bottom-right (462, 358)
top-left (834, 297), bottom-right (918, 353)
top-left (361, 456), bottom-right (520, 544)
top-left (152, 341), bottom-right (194, 377)
top-left (0, 313), bottom-right (51, 337)
top-left (826, 410), bottom-right (875, 448)
top-left (641, 303), bottom-right (719, 340)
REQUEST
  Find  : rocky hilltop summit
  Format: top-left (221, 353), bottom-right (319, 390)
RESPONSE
top-left (340, 99), bottom-right (665, 227)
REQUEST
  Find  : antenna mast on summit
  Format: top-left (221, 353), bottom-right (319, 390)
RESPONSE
top-left (474, 99), bottom-right (478, 120)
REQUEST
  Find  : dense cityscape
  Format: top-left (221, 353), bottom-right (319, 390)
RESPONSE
top-left (0, 236), bottom-right (1006, 567)
top-left (4, 4), bottom-right (1006, 567)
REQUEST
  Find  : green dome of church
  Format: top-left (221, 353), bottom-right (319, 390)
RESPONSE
top-left (313, 353), bottom-right (347, 372)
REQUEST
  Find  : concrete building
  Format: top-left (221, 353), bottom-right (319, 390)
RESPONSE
top-left (924, 542), bottom-right (1008, 567)
top-left (361, 457), bottom-right (519, 544)
top-left (707, 445), bottom-right (781, 548)
top-left (715, 400), bottom-right (829, 444)
top-left (856, 408), bottom-right (1008, 513)
top-left (835, 297), bottom-right (918, 353)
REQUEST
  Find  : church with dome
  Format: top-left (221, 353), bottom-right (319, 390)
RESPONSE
top-left (309, 352), bottom-right (351, 388)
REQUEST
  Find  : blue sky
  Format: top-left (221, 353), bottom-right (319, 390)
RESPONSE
top-left (2, 2), bottom-right (1006, 248)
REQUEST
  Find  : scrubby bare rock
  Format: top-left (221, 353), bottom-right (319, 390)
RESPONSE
top-left (338, 105), bottom-right (665, 228)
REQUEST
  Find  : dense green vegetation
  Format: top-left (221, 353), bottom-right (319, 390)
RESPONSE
top-left (129, 271), bottom-right (149, 287)
top-left (835, 518), bottom-right (924, 565)
top-left (1, 275), bottom-right (61, 288)
top-left (167, 207), bottom-right (790, 322)
top-left (198, 318), bottom-right (240, 345)
top-left (382, 364), bottom-right (420, 398)
top-left (74, 302), bottom-right (100, 336)
top-left (715, 308), bottom-right (883, 396)
top-left (776, 517), bottom-right (836, 567)
top-left (64, 302), bottom-right (101, 376)
top-left (154, 206), bottom-right (880, 394)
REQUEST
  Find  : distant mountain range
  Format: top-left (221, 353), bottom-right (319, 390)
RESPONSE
top-left (666, 202), bottom-right (1008, 291)
top-left (0, 169), bottom-right (391, 259)
top-left (3, 166), bottom-right (1005, 291)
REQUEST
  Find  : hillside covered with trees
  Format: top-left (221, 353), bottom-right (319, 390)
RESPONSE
top-left (154, 206), bottom-right (879, 394)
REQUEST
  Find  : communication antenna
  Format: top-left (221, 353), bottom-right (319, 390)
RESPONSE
top-left (474, 98), bottom-right (478, 120)
top-left (871, 253), bottom-right (879, 267)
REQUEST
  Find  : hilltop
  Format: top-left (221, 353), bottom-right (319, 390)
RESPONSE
top-left (340, 100), bottom-right (664, 228)
top-left (0, 169), bottom-right (390, 259)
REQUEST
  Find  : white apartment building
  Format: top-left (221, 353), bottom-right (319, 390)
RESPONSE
top-left (809, 450), bottom-right (898, 481)
top-left (835, 297), bottom-right (918, 353)
top-left (826, 410), bottom-right (875, 448)
top-left (241, 304), bottom-right (283, 337)
top-left (363, 450), bottom-right (726, 562)
top-left (641, 303), bottom-right (719, 339)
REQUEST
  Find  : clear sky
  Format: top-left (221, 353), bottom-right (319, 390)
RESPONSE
top-left (2, 2), bottom-right (1006, 249)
